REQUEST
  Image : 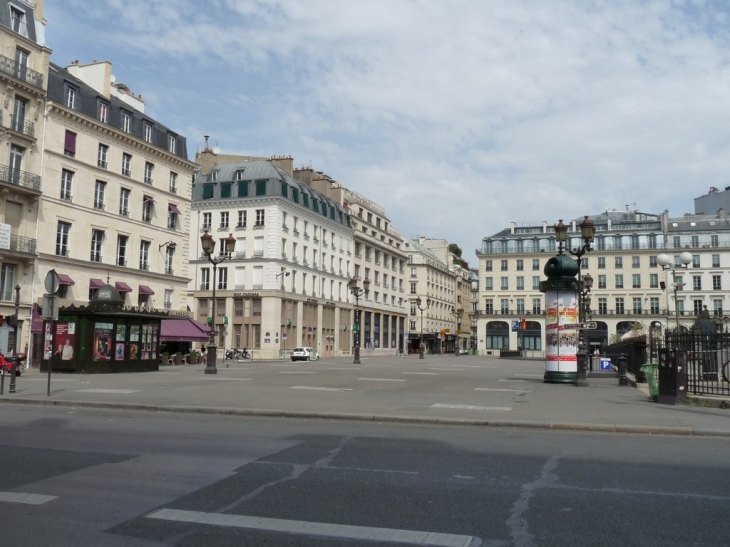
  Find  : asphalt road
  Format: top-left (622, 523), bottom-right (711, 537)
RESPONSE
top-left (1, 405), bottom-right (729, 547)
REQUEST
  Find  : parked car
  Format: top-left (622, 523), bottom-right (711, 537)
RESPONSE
top-left (290, 347), bottom-right (314, 362)
top-left (0, 352), bottom-right (26, 375)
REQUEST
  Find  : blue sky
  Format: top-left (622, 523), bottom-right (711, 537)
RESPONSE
top-left (45, 0), bottom-right (730, 264)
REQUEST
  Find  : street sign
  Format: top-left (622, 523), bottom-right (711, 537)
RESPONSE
top-left (511, 320), bottom-right (521, 331)
top-left (583, 322), bottom-right (597, 329)
top-left (44, 269), bottom-right (60, 295)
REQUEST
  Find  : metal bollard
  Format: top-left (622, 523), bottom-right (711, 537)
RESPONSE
top-left (618, 354), bottom-right (629, 386)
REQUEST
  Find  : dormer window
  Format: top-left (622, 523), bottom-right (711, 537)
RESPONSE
top-left (144, 123), bottom-right (153, 143)
top-left (168, 133), bottom-right (177, 153)
top-left (121, 111), bottom-right (131, 133)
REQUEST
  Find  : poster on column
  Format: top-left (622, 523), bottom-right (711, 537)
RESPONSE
top-left (545, 290), bottom-right (578, 372)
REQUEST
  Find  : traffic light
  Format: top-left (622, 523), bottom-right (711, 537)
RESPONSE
top-left (5, 314), bottom-right (17, 329)
top-left (521, 318), bottom-right (527, 331)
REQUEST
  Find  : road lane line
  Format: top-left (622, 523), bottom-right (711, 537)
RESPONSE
top-left (431, 368), bottom-right (463, 371)
top-left (0, 492), bottom-right (58, 505)
top-left (431, 404), bottom-right (512, 411)
top-left (290, 386), bottom-right (353, 392)
top-left (146, 508), bottom-right (481, 547)
top-left (402, 372), bottom-right (440, 375)
top-left (357, 378), bottom-right (406, 382)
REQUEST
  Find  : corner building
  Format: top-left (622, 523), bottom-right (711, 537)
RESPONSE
top-left (190, 151), bottom-right (354, 359)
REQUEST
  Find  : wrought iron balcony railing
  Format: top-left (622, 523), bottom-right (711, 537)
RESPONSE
top-left (7, 234), bottom-right (37, 254)
top-left (0, 54), bottom-right (44, 88)
top-left (0, 164), bottom-right (41, 191)
top-left (10, 115), bottom-right (34, 137)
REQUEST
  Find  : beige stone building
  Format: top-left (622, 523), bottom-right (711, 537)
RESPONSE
top-left (0, 0), bottom-right (49, 355)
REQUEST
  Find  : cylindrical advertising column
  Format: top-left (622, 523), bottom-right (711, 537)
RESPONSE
top-left (539, 255), bottom-right (579, 384)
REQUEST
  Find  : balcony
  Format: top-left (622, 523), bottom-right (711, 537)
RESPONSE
top-left (144, 176), bottom-right (153, 185)
top-left (98, 159), bottom-right (108, 169)
top-left (253, 250), bottom-right (263, 257)
top-left (0, 164), bottom-right (41, 192)
top-left (89, 252), bottom-right (103, 263)
top-left (166, 267), bottom-right (174, 275)
top-left (122, 168), bottom-right (131, 177)
top-left (235, 251), bottom-right (246, 259)
top-left (119, 208), bottom-right (129, 217)
top-left (4, 234), bottom-right (37, 255)
top-left (0, 54), bottom-right (44, 88)
top-left (199, 283), bottom-right (210, 290)
top-left (10, 115), bottom-right (34, 137)
top-left (94, 201), bottom-right (105, 211)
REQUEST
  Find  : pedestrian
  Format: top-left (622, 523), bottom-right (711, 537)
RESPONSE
top-left (200, 345), bottom-right (207, 365)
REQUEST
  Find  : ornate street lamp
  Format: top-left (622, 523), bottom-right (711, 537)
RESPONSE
top-left (348, 277), bottom-right (370, 364)
top-left (200, 230), bottom-right (236, 374)
top-left (416, 296), bottom-right (431, 359)
top-left (451, 307), bottom-right (464, 353)
top-left (656, 252), bottom-right (692, 333)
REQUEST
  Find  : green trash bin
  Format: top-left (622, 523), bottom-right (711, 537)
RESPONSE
top-left (640, 363), bottom-right (659, 402)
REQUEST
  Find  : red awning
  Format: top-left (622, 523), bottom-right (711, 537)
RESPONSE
top-left (90, 278), bottom-right (105, 289)
top-left (57, 273), bottom-right (75, 285)
top-left (143, 195), bottom-right (155, 203)
top-left (115, 282), bottom-right (133, 292)
top-left (168, 204), bottom-right (181, 215)
top-left (160, 318), bottom-right (210, 342)
top-left (139, 285), bottom-right (155, 295)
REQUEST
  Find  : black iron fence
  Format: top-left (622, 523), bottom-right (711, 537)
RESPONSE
top-left (664, 332), bottom-right (730, 396)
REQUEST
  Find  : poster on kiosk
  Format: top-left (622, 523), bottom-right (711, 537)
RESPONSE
top-left (545, 290), bottom-right (578, 374)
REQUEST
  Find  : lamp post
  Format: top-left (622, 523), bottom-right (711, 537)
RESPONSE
top-left (451, 307), bottom-right (464, 353)
top-left (200, 230), bottom-right (236, 374)
top-left (276, 267), bottom-right (290, 288)
top-left (656, 252), bottom-right (692, 333)
top-left (9, 284), bottom-right (20, 393)
top-left (416, 296), bottom-right (431, 359)
top-left (348, 277), bottom-right (370, 364)
top-left (555, 216), bottom-right (595, 386)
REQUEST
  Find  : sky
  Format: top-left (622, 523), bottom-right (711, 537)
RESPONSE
top-left (44, 0), bottom-right (730, 266)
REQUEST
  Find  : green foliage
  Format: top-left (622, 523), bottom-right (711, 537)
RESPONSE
top-left (448, 243), bottom-right (462, 258)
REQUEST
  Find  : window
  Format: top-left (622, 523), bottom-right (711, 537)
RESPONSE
top-left (122, 111), bottom-right (131, 133)
top-left (117, 235), bottom-right (128, 267)
top-left (165, 246), bottom-right (175, 275)
top-left (691, 235), bottom-right (699, 248)
top-left (98, 144), bottom-right (108, 168)
top-left (255, 209), bottom-right (265, 226)
top-left (615, 274), bottom-right (623, 289)
top-left (693, 300), bottom-right (703, 316)
top-left (500, 277), bottom-right (508, 290)
top-left (516, 259), bottom-right (523, 271)
top-left (648, 234), bottom-right (657, 249)
top-left (237, 210), bottom-right (247, 228)
top-left (169, 172), bottom-right (177, 193)
top-left (255, 179), bottom-right (267, 196)
top-left (516, 276), bottom-right (525, 290)
top-left (144, 162), bottom-right (154, 184)
top-left (65, 86), bottom-right (76, 109)
top-left (516, 298), bottom-right (525, 314)
top-left (692, 255), bottom-right (700, 268)
top-left (90, 230), bottom-right (104, 262)
top-left (633, 298), bottom-right (642, 314)
top-left (237, 181), bottom-right (249, 197)
top-left (56, 221), bottom-right (71, 256)
top-left (10, 6), bottom-right (27, 36)
top-left (410, 282), bottom-right (417, 294)
top-left (168, 134), bottom-right (177, 154)
top-left (98, 100), bottom-right (108, 123)
top-left (712, 254), bottom-right (720, 268)
top-left (532, 259), bottom-right (540, 270)
top-left (64, 130), bottom-right (76, 157)
top-left (94, 180), bottom-right (106, 210)
top-left (0, 264), bottom-right (16, 301)
top-left (614, 236), bottom-right (623, 250)
top-left (598, 275), bottom-right (606, 289)
top-left (711, 235), bottom-right (719, 248)
top-left (532, 276), bottom-right (540, 290)
top-left (484, 277), bottom-right (493, 290)
top-left (713, 275), bottom-right (722, 290)
top-left (501, 260), bottom-right (508, 271)
top-left (167, 204), bottom-right (178, 230)
top-left (632, 256), bottom-right (640, 268)
top-left (500, 299), bottom-right (510, 314)
top-left (122, 153), bottom-right (132, 177)
top-left (211, 171), bottom-right (218, 182)
top-left (650, 273), bottom-right (659, 288)
top-left (615, 298), bottom-right (624, 314)
top-left (713, 299), bottom-right (723, 316)
top-left (598, 298), bottom-right (607, 314)
top-left (650, 297), bottom-right (660, 314)
top-left (142, 196), bottom-right (153, 223)
top-left (673, 236), bottom-right (681, 248)
top-left (581, 257), bottom-right (588, 270)
top-left (532, 298), bottom-right (541, 315)
top-left (202, 212), bottom-right (212, 230)
top-left (200, 268), bottom-right (210, 290)
top-left (693, 276), bottom-right (701, 290)
top-left (281, 182), bottom-right (288, 198)
top-left (220, 211), bottom-right (229, 229)
top-left (60, 169), bottom-right (73, 201)
top-left (632, 274), bottom-right (641, 288)
top-left (119, 188), bottom-right (130, 216)
top-left (484, 260), bottom-right (492, 271)
top-left (410, 302), bottom-right (417, 316)
top-left (202, 184), bottom-right (214, 199)
top-left (139, 241), bottom-right (150, 270)
top-left (631, 235), bottom-right (640, 249)
top-left (144, 123), bottom-right (153, 143)
top-left (598, 257), bottom-right (605, 269)
top-left (615, 257), bottom-right (623, 268)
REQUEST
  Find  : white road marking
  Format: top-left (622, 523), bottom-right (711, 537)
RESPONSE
top-left (431, 404), bottom-right (512, 411)
top-left (499, 379), bottom-right (527, 383)
top-left (402, 372), bottom-right (440, 376)
top-left (452, 475), bottom-right (475, 480)
top-left (454, 365), bottom-right (481, 368)
top-left (431, 368), bottom-right (462, 371)
top-left (0, 492), bottom-right (58, 505)
top-left (278, 371), bottom-right (317, 374)
top-left (146, 508), bottom-right (481, 547)
top-left (75, 389), bottom-right (140, 394)
top-left (198, 378), bottom-right (252, 381)
top-left (270, 364), bottom-right (300, 367)
top-left (475, 388), bottom-right (530, 392)
top-left (357, 378), bottom-right (406, 382)
top-left (290, 386), bottom-right (353, 392)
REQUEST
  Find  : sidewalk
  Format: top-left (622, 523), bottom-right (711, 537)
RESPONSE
top-left (1, 355), bottom-right (728, 437)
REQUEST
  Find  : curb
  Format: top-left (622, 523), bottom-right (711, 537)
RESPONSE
top-left (3, 398), bottom-right (730, 437)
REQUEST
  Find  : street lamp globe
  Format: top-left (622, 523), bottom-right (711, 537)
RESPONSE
top-left (678, 251), bottom-right (693, 266)
top-left (200, 230), bottom-right (215, 254)
top-left (656, 253), bottom-right (671, 268)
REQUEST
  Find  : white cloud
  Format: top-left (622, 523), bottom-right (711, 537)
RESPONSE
top-left (46, 0), bottom-right (730, 256)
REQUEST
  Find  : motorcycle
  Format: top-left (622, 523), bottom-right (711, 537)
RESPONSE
top-left (224, 348), bottom-right (251, 360)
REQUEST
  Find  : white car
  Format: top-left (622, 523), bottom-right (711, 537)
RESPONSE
top-left (290, 347), bottom-right (314, 361)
